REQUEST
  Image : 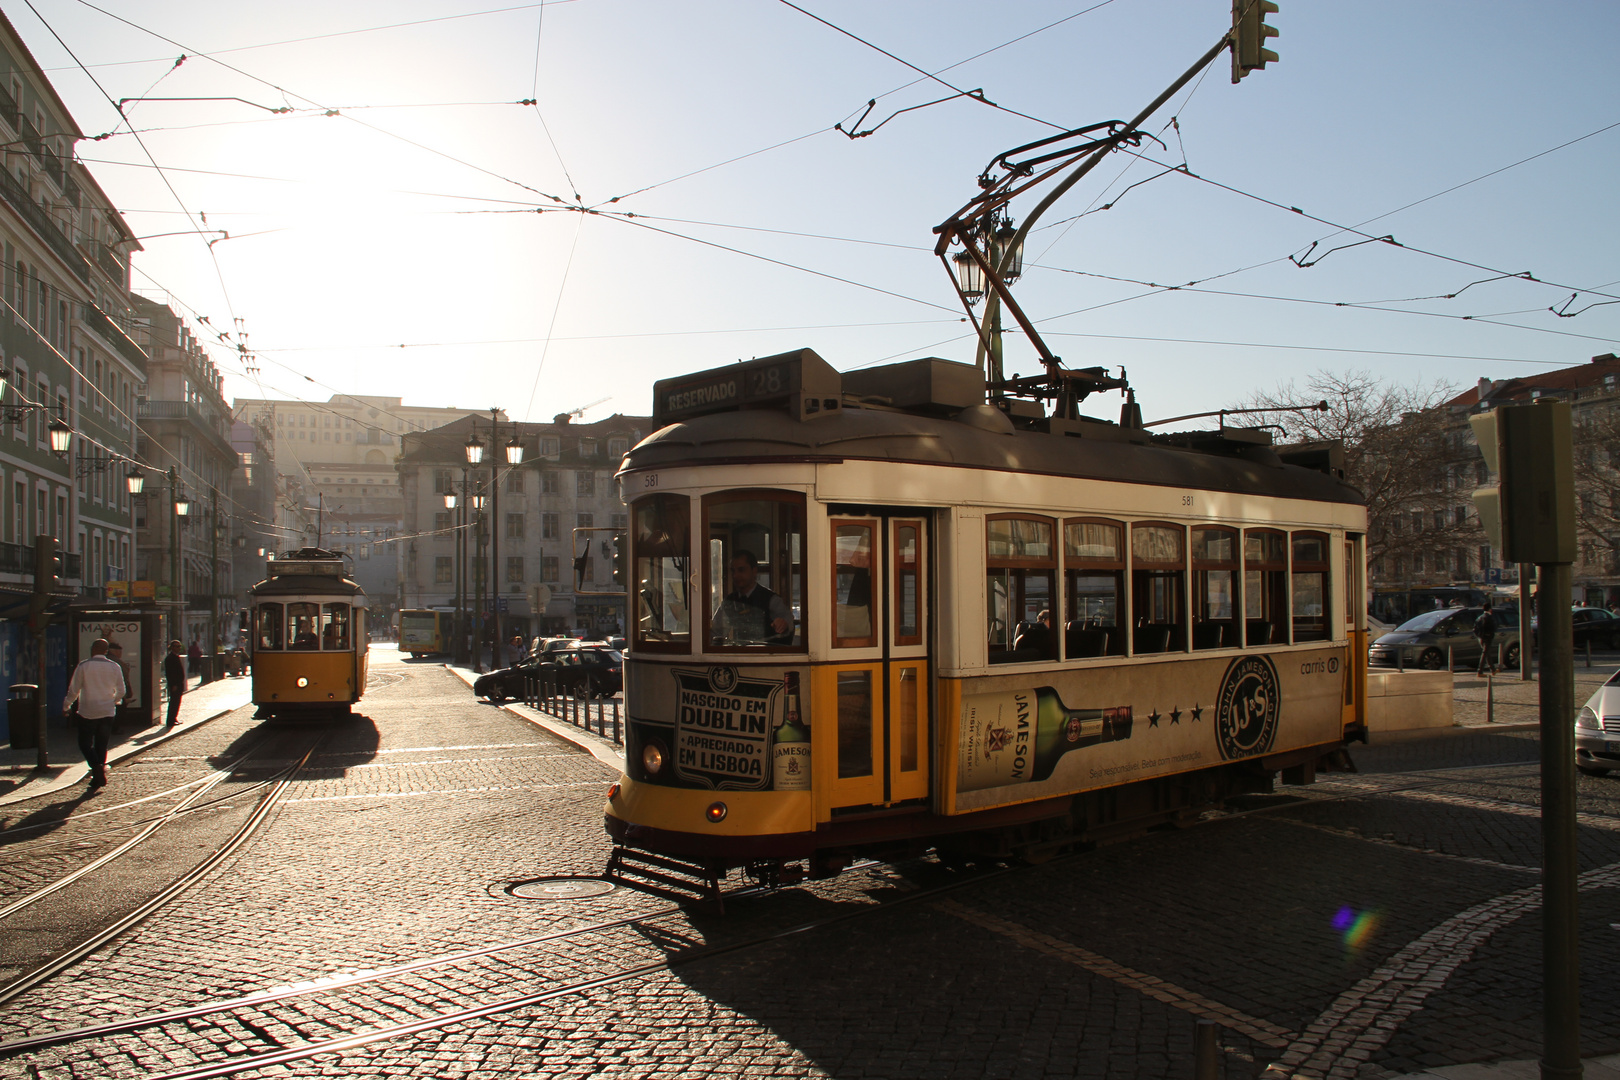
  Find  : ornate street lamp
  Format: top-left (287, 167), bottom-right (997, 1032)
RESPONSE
top-left (505, 434), bottom-right (524, 465)
top-left (47, 419), bottom-right (71, 456)
top-left (952, 249), bottom-right (984, 301)
top-left (125, 467), bottom-right (145, 495)
top-left (464, 434), bottom-right (485, 466)
top-left (174, 492), bottom-right (191, 516)
top-left (443, 490), bottom-right (457, 509)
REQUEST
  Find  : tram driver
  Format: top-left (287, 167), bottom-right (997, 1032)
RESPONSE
top-left (711, 549), bottom-right (793, 646)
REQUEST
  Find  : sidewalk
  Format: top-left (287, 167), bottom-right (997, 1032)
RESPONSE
top-left (0, 674), bottom-right (254, 807)
top-left (1451, 657), bottom-right (1615, 727)
top-left (1394, 1052), bottom-right (1620, 1078)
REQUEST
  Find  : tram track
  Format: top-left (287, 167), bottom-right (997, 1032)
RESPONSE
top-left (0, 737), bottom-right (325, 1009)
top-left (0, 757), bottom-right (1591, 1076)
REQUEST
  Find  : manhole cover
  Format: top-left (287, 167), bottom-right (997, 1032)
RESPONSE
top-left (504, 877), bottom-right (617, 901)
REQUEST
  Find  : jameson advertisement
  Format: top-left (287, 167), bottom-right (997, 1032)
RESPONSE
top-left (671, 667), bottom-right (780, 790)
top-left (952, 651), bottom-right (1346, 813)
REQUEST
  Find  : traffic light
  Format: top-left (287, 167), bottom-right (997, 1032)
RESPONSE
top-left (611, 532), bottom-right (627, 590)
top-left (32, 535), bottom-right (60, 594)
top-left (1231, 0), bottom-right (1279, 83)
top-left (1470, 400), bottom-right (1575, 564)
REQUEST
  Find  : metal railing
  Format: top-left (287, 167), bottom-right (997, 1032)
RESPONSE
top-left (0, 163), bottom-right (88, 282)
top-left (78, 303), bottom-right (148, 366)
top-left (521, 669), bottom-right (623, 745)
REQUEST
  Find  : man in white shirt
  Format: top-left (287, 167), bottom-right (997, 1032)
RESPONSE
top-left (65, 638), bottom-right (127, 790)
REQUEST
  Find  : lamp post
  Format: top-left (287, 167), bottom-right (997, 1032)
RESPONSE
top-left (471, 486), bottom-right (487, 672)
top-left (951, 211), bottom-right (1024, 395)
top-left (170, 467), bottom-right (190, 645)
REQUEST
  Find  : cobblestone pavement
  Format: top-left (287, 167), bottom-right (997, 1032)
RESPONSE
top-left (0, 648), bottom-right (1617, 1079)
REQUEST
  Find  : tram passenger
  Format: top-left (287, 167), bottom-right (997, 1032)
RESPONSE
top-left (1014, 609), bottom-right (1056, 659)
top-left (711, 550), bottom-right (793, 646)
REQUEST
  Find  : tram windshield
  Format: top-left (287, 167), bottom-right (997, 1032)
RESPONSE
top-left (288, 603), bottom-right (321, 649)
top-left (323, 603), bottom-right (351, 650)
top-left (705, 492), bottom-right (804, 650)
top-left (255, 601), bottom-right (355, 650)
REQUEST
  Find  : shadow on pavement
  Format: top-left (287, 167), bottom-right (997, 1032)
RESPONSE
top-left (1353, 724), bottom-right (1541, 774)
top-left (0, 784), bottom-right (99, 846)
top-left (206, 711), bottom-right (381, 777)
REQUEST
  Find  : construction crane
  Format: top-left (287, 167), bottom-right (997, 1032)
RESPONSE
top-left (557, 396), bottom-right (610, 422)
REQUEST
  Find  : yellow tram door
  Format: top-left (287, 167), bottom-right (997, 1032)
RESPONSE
top-left (817, 515), bottom-right (931, 815)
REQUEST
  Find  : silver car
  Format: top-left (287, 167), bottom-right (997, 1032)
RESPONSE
top-left (1577, 671), bottom-right (1620, 776)
top-left (1367, 606), bottom-right (1522, 671)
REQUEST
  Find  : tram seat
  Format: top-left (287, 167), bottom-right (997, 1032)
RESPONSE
top-left (1246, 619), bottom-right (1276, 646)
top-left (1192, 622), bottom-right (1226, 650)
top-left (1134, 625), bottom-right (1172, 654)
top-left (1065, 625), bottom-right (1110, 658)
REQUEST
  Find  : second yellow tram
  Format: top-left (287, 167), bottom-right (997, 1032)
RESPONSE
top-left (249, 549), bottom-right (369, 719)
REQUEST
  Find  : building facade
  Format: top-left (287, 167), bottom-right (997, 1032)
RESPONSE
top-left (132, 298), bottom-right (235, 649)
top-left (1366, 353), bottom-right (1620, 611)
top-left (397, 412), bottom-right (648, 646)
top-left (0, 12), bottom-right (143, 611)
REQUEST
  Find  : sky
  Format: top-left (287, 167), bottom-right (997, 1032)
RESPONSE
top-left (9, 0), bottom-right (1619, 429)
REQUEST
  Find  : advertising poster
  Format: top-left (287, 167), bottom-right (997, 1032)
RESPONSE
top-left (952, 649), bottom-right (1345, 814)
top-left (76, 619), bottom-right (144, 708)
top-left (668, 666), bottom-right (781, 790)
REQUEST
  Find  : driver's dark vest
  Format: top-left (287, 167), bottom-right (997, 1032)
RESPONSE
top-left (723, 586), bottom-right (779, 641)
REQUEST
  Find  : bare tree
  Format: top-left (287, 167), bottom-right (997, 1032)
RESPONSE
top-left (1234, 370), bottom-right (1469, 573)
top-left (1573, 398), bottom-right (1620, 577)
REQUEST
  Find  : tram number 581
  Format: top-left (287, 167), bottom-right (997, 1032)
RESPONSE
top-left (643, 474), bottom-right (659, 489)
top-left (1180, 494), bottom-right (1193, 507)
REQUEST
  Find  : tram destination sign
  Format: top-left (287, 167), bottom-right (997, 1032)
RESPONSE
top-left (653, 348), bottom-right (841, 429)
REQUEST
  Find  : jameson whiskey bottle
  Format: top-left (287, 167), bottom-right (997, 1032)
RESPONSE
top-left (772, 672), bottom-right (811, 791)
top-left (958, 686), bottom-right (1132, 792)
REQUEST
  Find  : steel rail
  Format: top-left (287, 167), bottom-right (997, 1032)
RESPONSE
top-left (0, 739), bottom-right (322, 1008)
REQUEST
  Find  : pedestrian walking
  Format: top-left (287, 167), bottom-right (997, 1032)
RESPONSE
top-left (164, 639), bottom-right (187, 728)
top-left (1474, 602), bottom-right (1498, 676)
top-left (65, 638), bottom-right (126, 791)
top-left (507, 634), bottom-right (526, 667)
top-left (187, 639), bottom-right (202, 677)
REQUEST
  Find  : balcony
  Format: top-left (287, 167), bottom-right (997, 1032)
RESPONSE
top-left (0, 166), bottom-right (88, 282)
top-left (0, 83), bottom-right (17, 131)
top-left (0, 542), bottom-right (83, 581)
top-left (138, 399), bottom-right (234, 456)
top-left (79, 303), bottom-right (148, 368)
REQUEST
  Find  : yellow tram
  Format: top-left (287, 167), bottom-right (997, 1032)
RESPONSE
top-left (249, 548), bottom-right (369, 719)
top-left (605, 350), bottom-right (1368, 890)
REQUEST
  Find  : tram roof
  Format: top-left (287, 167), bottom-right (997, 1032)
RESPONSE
top-left (624, 400), bottom-right (1364, 507)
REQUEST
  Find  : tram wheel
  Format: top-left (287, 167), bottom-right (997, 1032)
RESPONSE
top-left (1417, 648), bottom-right (1446, 670)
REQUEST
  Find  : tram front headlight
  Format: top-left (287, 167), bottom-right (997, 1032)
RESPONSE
top-left (296, 677), bottom-right (309, 688)
top-left (641, 742), bottom-right (665, 776)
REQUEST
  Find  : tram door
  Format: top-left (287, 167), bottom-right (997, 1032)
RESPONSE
top-left (819, 515), bottom-right (930, 812)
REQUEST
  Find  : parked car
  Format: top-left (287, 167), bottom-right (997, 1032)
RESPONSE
top-left (1367, 606), bottom-right (1521, 671)
top-left (472, 647), bottom-right (623, 702)
top-left (1572, 607), bottom-right (1620, 650)
top-left (473, 656), bottom-right (546, 702)
top-left (1576, 669), bottom-right (1620, 776)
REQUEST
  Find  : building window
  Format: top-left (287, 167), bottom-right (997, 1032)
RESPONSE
top-left (541, 555), bottom-right (559, 582)
top-left (434, 557), bottom-right (452, 583)
top-left (434, 512), bottom-right (451, 532)
top-left (580, 439), bottom-right (597, 457)
top-left (541, 470), bottom-right (558, 493)
top-left (542, 513), bottom-right (558, 539)
top-left (506, 556), bottom-right (523, 583)
top-left (609, 438), bottom-right (628, 457)
top-left (505, 471), bottom-right (524, 493)
top-left (433, 469), bottom-right (451, 493)
top-left (577, 512), bottom-right (593, 529)
top-left (541, 437), bottom-right (559, 456)
top-left (576, 471), bottom-right (595, 497)
top-left (506, 513), bottom-right (523, 539)
top-left (611, 513), bottom-right (627, 531)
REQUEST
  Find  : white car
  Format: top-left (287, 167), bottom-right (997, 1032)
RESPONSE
top-left (1576, 670), bottom-right (1620, 776)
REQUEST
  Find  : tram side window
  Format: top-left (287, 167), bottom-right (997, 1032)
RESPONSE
top-left (1063, 519), bottom-right (1124, 658)
top-left (1292, 532), bottom-right (1331, 642)
top-left (1192, 526), bottom-right (1239, 650)
top-left (987, 515), bottom-right (1056, 664)
top-left (632, 494), bottom-right (691, 650)
top-left (287, 603), bottom-right (321, 650)
top-left (832, 522), bottom-right (875, 648)
top-left (1245, 530), bottom-right (1288, 646)
top-left (256, 604), bottom-right (283, 651)
top-left (323, 603), bottom-right (351, 650)
top-left (705, 492), bottom-right (805, 650)
top-left (1131, 523), bottom-right (1185, 654)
